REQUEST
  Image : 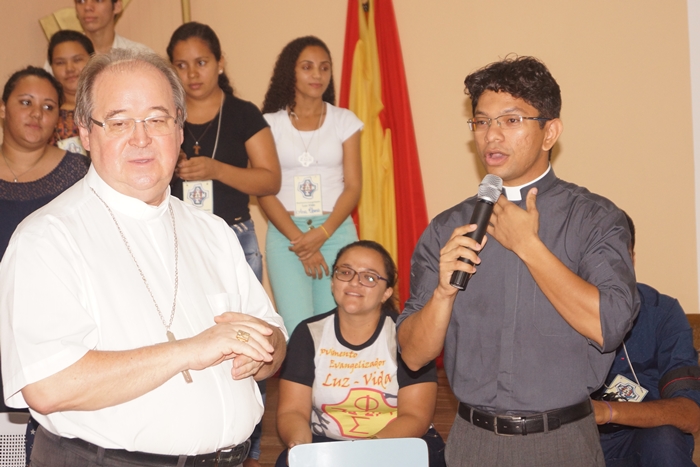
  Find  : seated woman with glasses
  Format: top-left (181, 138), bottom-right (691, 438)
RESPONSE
top-left (275, 240), bottom-right (446, 467)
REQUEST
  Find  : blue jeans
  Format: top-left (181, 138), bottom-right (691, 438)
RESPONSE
top-left (231, 219), bottom-right (263, 283)
top-left (600, 426), bottom-right (696, 466)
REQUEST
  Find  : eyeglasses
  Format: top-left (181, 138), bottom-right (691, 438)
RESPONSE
top-left (333, 266), bottom-right (388, 288)
top-left (467, 114), bottom-right (551, 132)
top-left (90, 115), bottom-right (176, 137)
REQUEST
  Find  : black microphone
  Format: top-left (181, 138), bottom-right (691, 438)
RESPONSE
top-left (450, 174), bottom-right (503, 290)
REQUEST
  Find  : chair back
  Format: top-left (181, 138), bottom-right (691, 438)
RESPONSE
top-left (288, 437), bottom-right (429, 467)
top-left (0, 412), bottom-right (29, 467)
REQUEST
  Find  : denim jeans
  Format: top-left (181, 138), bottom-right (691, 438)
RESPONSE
top-left (230, 219), bottom-right (263, 283)
top-left (600, 426), bottom-right (696, 466)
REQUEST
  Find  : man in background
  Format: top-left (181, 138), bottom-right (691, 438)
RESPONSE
top-left (44, 0), bottom-right (152, 72)
top-left (593, 212), bottom-right (700, 466)
top-left (74, 0), bottom-right (151, 54)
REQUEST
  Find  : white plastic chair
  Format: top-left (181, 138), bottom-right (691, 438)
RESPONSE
top-left (0, 412), bottom-right (29, 467)
top-left (288, 437), bottom-right (429, 467)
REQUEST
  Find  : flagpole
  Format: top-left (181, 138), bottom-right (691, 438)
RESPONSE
top-left (181, 0), bottom-right (191, 23)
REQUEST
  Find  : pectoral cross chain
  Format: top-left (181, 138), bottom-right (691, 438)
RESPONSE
top-left (167, 330), bottom-right (193, 383)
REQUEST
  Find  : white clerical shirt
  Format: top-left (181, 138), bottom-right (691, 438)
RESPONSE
top-left (0, 166), bottom-right (287, 455)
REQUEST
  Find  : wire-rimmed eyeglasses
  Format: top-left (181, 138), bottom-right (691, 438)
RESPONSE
top-left (90, 115), bottom-right (176, 137)
top-left (333, 266), bottom-right (388, 288)
top-left (467, 114), bottom-right (551, 132)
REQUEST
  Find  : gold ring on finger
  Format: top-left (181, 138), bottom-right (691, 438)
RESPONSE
top-left (236, 330), bottom-right (250, 343)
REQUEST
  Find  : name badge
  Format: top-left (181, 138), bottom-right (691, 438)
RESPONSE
top-left (602, 374), bottom-right (648, 403)
top-left (294, 174), bottom-right (323, 217)
top-left (56, 136), bottom-right (87, 156)
top-left (182, 180), bottom-right (214, 214)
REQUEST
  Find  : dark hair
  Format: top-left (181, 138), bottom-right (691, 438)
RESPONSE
top-left (332, 240), bottom-right (398, 314)
top-left (464, 55), bottom-right (561, 125)
top-left (2, 66), bottom-right (64, 108)
top-left (48, 30), bottom-right (95, 64)
top-left (262, 36), bottom-right (335, 114)
top-left (166, 22), bottom-right (234, 95)
top-left (622, 211), bottom-right (635, 252)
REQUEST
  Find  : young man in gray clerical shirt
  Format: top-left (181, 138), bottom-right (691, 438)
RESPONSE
top-left (397, 56), bottom-right (639, 466)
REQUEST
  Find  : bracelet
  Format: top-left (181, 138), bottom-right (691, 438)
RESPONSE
top-left (603, 400), bottom-right (613, 424)
top-left (320, 225), bottom-right (331, 239)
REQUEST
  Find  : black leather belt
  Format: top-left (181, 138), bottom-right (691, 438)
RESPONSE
top-left (458, 399), bottom-right (592, 436)
top-left (42, 426), bottom-right (249, 467)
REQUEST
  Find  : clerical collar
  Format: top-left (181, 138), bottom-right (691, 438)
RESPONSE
top-left (503, 164), bottom-right (552, 201)
top-left (85, 165), bottom-right (170, 221)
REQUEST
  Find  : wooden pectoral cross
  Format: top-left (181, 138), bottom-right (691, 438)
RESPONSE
top-left (167, 330), bottom-right (193, 383)
top-left (193, 143), bottom-right (201, 156)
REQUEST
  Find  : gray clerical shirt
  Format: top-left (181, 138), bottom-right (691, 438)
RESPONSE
top-left (397, 169), bottom-right (639, 414)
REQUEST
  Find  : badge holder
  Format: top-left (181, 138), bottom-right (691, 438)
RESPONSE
top-left (182, 180), bottom-right (214, 214)
top-left (57, 136), bottom-right (87, 156)
top-left (600, 343), bottom-right (648, 402)
top-left (294, 174), bottom-right (323, 217)
top-left (180, 93), bottom-right (223, 216)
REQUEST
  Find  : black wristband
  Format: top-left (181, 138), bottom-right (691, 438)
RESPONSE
top-left (659, 365), bottom-right (700, 398)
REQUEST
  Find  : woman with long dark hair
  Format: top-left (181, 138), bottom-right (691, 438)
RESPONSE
top-left (260, 36), bottom-right (362, 335)
top-left (167, 22), bottom-right (280, 282)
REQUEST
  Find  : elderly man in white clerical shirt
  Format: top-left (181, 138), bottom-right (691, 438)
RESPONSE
top-left (0, 49), bottom-right (287, 467)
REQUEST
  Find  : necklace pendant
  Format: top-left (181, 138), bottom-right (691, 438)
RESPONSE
top-left (193, 143), bottom-right (201, 156)
top-left (166, 330), bottom-right (193, 384)
top-left (298, 151), bottom-right (314, 167)
top-left (13, 178), bottom-right (18, 183)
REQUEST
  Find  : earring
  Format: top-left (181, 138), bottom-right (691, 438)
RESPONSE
top-left (218, 69), bottom-right (223, 75)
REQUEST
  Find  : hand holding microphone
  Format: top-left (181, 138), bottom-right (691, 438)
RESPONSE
top-left (449, 174), bottom-right (503, 290)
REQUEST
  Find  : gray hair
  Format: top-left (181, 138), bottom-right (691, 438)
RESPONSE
top-left (74, 48), bottom-right (187, 130)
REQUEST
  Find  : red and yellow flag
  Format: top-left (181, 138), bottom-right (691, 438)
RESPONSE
top-left (339, 0), bottom-right (428, 307)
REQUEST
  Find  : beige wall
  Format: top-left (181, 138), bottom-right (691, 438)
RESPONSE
top-left (2, 0), bottom-right (697, 313)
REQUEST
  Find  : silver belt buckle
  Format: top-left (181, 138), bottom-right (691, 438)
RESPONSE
top-left (494, 415), bottom-right (520, 436)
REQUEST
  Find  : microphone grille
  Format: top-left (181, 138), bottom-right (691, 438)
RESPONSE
top-left (478, 174), bottom-right (503, 203)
